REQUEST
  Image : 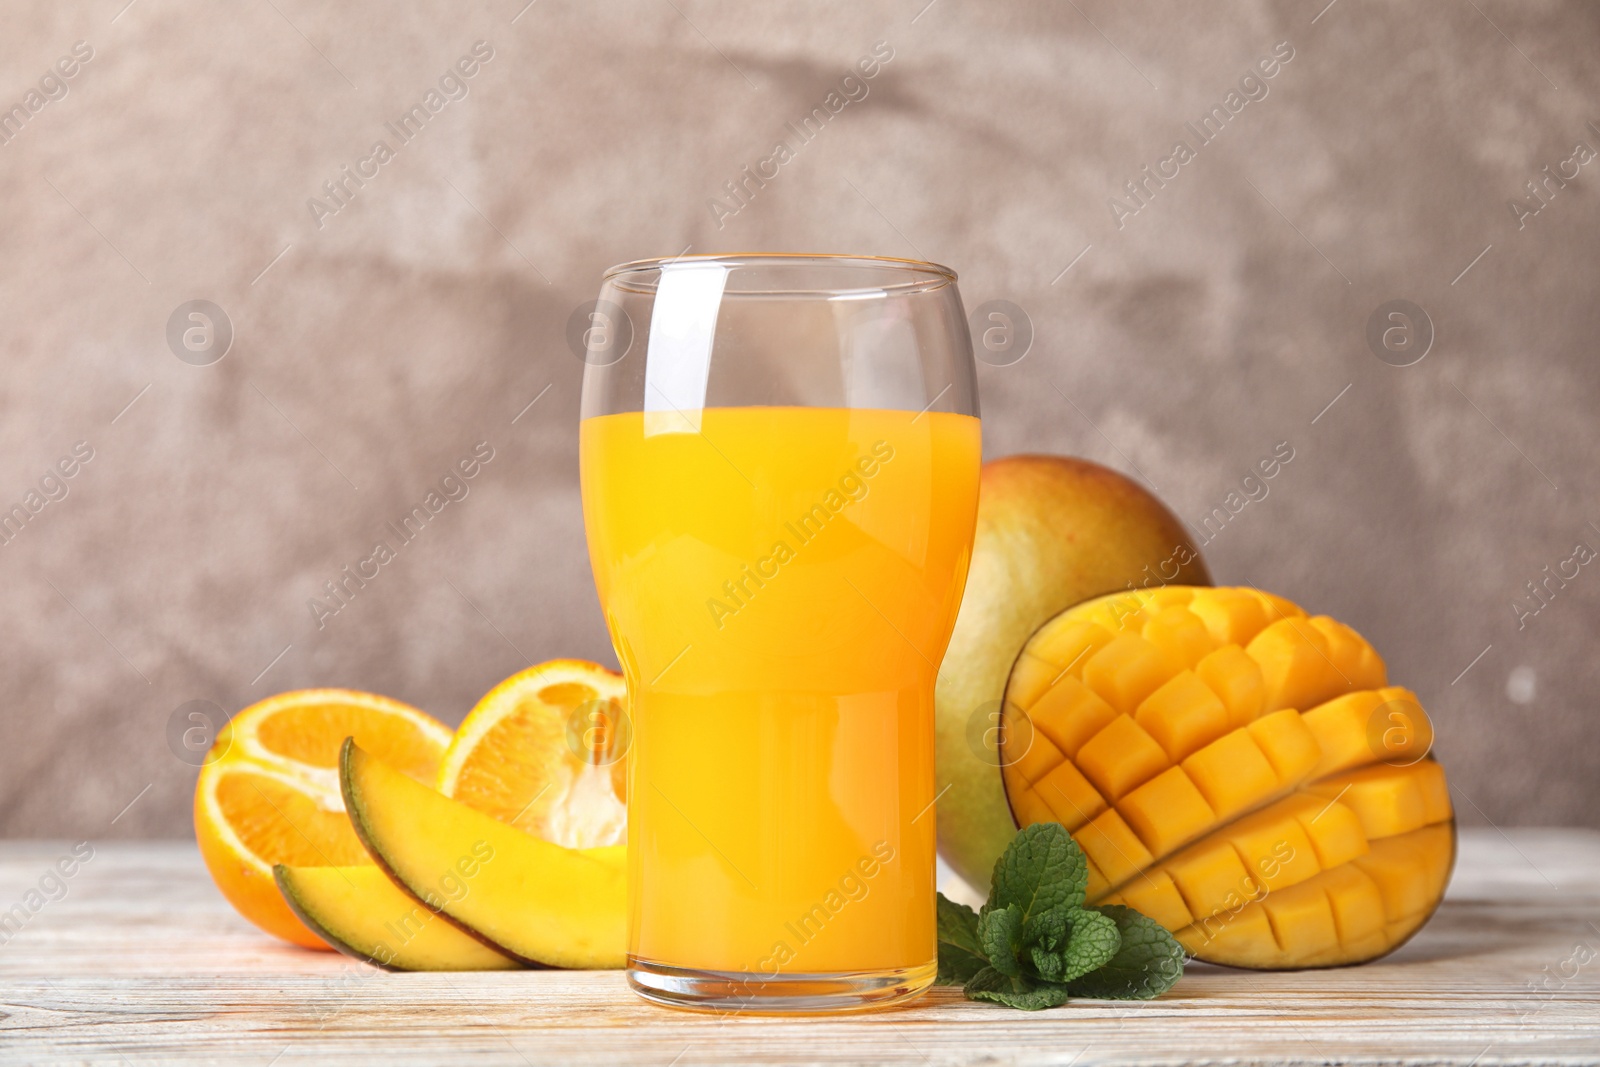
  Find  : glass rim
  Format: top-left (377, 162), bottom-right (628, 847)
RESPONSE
top-left (601, 253), bottom-right (958, 297)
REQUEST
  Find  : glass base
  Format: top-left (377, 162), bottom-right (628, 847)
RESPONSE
top-left (626, 957), bottom-right (937, 1014)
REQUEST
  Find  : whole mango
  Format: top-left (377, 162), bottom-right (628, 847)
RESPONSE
top-left (933, 456), bottom-right (1210, 894)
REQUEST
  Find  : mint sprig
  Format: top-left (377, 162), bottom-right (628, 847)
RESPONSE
top-left (935, 895), bottom-right (987, 984)
top-left (936, 822), bottom-right (1185, 1010)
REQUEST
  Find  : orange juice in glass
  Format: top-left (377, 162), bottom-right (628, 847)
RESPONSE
top-left (579, 256), bottom-right (980, 1012)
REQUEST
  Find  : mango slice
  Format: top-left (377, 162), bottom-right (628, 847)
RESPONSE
top-left (1001, 586), bottom-right (1455, 969)
top-left (340, 739), bottom-right (626, 968)
top-left (274, 864), bottom-right (520, 971)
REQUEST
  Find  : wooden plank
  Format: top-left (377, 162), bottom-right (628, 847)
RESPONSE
top-left (1, 829), bottom-right (1597, 1065)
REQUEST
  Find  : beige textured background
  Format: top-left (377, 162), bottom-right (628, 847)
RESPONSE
top-left (1, 0), bottom-right (1595, 840)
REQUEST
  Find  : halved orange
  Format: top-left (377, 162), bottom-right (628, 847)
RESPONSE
top-left (437, 660), bottom-right (628, 849)
top-left (194, 689), bottom-right (451, 948)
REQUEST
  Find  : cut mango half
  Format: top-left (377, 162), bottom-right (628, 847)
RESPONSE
top-left (342, 738), bottom-right (626, 968)
top-left (274, 864), bottom-right (519, 971)
top-left (1000, 586), bottom-right (1455, 969)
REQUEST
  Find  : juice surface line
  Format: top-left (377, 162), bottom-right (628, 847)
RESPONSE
top-left (580, 406), bottom-right (981, 975)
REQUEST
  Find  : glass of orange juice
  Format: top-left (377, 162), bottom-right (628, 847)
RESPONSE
top-left (579, 254), bottom-right (981, 1012)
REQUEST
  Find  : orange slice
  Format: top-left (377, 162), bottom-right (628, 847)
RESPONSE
top-left (437, 660), bottom-right (628, 849)
top-left (194, 689), bottom-right (451, 948)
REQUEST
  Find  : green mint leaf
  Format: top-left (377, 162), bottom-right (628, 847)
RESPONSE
top-left (962, 964), bottom-right (1018, 996)
top-left (976, 904), bottom-right (1024, 978)
top-left (989, 822), bottom-right (1088, 923)
top-left (1021, 905), bottom-right (1068, 952)
top-left (1030, 944), bottom-right (1064, 981)
top-left (971, 985), bottom-right (1073, 1011)
top-left (965, 967), bottom-right (1072, 1011)
top-left (1023, 907), bottom-right (1119, 984)
top-left (952, 824), bottom-right (1183, 1010)
top-left (935, 893), bottom-right (987, 985)
top-left (1065, 904), bottom-right (1186, 1000)
top-left (1058, 907), bottom-right (1121, 983)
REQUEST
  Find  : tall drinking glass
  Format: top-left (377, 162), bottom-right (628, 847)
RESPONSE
top-left (578, 254), bottom-right (981, 1013)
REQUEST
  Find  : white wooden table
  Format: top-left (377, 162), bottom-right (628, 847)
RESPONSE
top-left (1, 829), bottom-right (1597, 1065)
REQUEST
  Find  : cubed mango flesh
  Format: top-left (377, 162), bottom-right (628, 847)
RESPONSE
top-left (1007, 789), bottom-right (1056, 831)
top-left (1290, 795), bottom-right (1370, 870)
top-left (1164, 839), bottom-right (1253, 920)
top-left (1308, 761), bottom-right (1453, 840)
top-left (1223, 801), bottom-right (1321, 891)
top-left (1075, 714), bottom-right (1170, 801)
top-left (1177, 901), bottom-right (1278, 966)
top-left (1136, 671), bottom-right (1232, 762)
top-left (1318, 864), bottom-right (1387, 944)
top-left (1195, 645), bottom-right (1265, 728)
top-left (1309, 616), bottom-right (1387, 691)
top-left (1083, 633), bottom-right (1178, 713)
top-left (1114, 869), bottom-right (1195, 933)
top-left (1142, 607), bottom-right (1218, 670)
top-left (1302, 686), bottom-right (1433, 778)
top-left (1260, 879), bottom-right (1341, 960)
top-left (1248, 618), bottom-right (1347, 714)
top-left (1008, 724), bottom-right (1065, 787)
top-left (1186, 588), bottom-right (1271, 647)
top-left (1076, 809), bottom-right (1154, 887)
top-left (997, 585), bottom-right (1456, 970)
top-left (1006, 650), bottom-right (1066, 711)
top-left (1018, 675), bottom-right (1118, 759)
top-left (1246, 708), bottom-right (1322, 785)
top-left (1027, 619), bottom-right (1114, 676)
top-left (1353, 824), bottom-right (1454, 923)
top-left (1182, 729), bottom-right (1280, 820)
top-left (1033, 757), bottom-right (1107, 830)
top-left (1300, 690), bottom-right (1388, 777)
top-left (1118, 766), bottom-right (1216, 857)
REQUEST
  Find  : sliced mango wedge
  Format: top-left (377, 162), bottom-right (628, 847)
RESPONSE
top-left (339, 738), bottom-right (626, 968)
top-left (274, 864), bottom-right (520, 972)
